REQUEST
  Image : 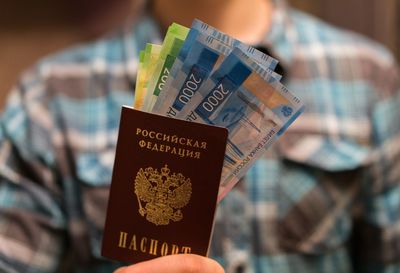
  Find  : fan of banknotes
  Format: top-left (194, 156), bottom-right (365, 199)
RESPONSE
top-left (133, 19), bottom-right (304, 201)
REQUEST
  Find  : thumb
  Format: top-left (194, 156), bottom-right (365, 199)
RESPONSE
top-left (114, 254), bottom-right (224, 273)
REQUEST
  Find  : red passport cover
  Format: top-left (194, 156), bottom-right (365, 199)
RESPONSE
top-left (101, 106), bottom-right (228, 263)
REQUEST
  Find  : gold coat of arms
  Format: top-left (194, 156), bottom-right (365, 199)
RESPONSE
top-left (134, 164), bottom-right (192, 225)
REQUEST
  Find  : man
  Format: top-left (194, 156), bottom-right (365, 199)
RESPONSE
top-left (0, 0), bottom-right (399, 272)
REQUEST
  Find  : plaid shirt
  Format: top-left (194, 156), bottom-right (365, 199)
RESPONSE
top-left (1, 1), bottom-right (399, 273)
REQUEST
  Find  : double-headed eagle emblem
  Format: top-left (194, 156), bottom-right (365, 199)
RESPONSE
top-left (134, 164), bottom-right (192, 225)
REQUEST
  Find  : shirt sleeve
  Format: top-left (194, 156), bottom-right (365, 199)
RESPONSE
top-left (352, 59), bottom-right (400, 272)
top-left (0, 68), bottom-right (68, 273)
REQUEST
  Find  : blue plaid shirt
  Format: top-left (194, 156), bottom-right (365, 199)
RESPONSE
top-left (0, 1), bottom-right (399, 273)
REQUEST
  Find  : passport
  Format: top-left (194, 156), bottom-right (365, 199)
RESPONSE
top-left (101, 107), bottom-right (228, 263)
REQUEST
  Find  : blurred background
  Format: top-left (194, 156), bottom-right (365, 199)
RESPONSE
top-left (0, 0), bottom-right (399, 109)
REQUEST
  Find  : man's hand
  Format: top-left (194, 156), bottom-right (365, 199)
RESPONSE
top-left (114, 254), bottom-right (225, 273)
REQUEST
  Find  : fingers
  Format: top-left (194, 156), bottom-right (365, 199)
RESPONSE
top-left (113, 254), bottom-right (224, 273)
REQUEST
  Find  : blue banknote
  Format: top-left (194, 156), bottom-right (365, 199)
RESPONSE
top-left (152, 34), bottom-right (231, 116)
top-left (177, 47), bottom-right (304, 200)
top-left (152, 19), bottom-right (280, 116)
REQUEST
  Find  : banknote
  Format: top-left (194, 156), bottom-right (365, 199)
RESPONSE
top-left (191, 19), bottom-right (280, 72)
top-left (177, 47), bottom-right (280, 121)
top-left (148, 25), bottom-right (207, 113)
top-left (176, 47), bottom-right (304, 200)
top-left (149, 22), bottom-right (232, 114)
top-left (134, 44), bottom-right (161, 109)
top-left (152, 20), bottom-right (280, 117)
top-left (152, 34), bottom-right (231, 116)
top-left (141, 23), bottom-right (189, 112)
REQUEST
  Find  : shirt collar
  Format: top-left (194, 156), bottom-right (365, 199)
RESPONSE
top-left (259, 0), bottom-right (298, 69)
